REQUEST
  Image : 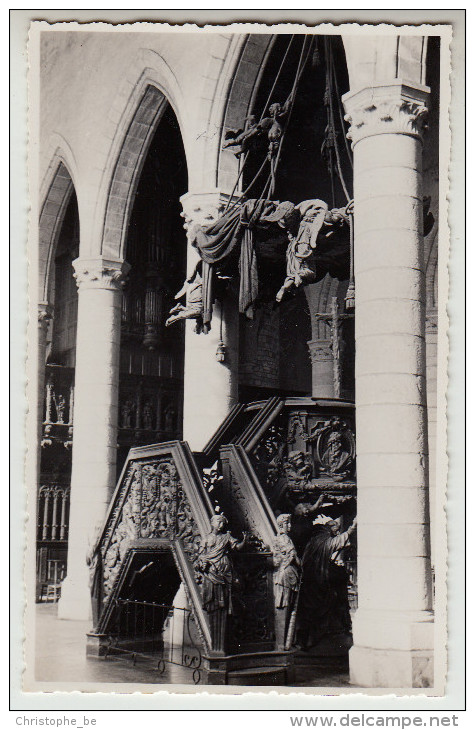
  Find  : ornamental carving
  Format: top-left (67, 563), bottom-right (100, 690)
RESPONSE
top-left (101, 456), bottom-right (202, 600)
top-left (180, 192), bottom-right (230, 241)
top-left (307, 338), bottom-right (333, 363)
top-left (73, 258), bottom-right (130, 291)
top-left (315, 421), bottom-right (355, 480)
top-left (343, 83), bottom-right (430, 146)
top-left (231, 557), bottom-right (272, 646)
top-left (251, 421), bottom-right (287, 493)
top-left (103, 470), bottom-right (140, 599)
top-left (38, 304), bottom-right (53, 332)
top-left (344, 98), bottom-right (428, 146)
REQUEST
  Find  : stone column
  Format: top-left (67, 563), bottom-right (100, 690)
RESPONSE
top-left (343, 82), bottom-right (434, 687)
top-left (180, 192), bottom-right (239, 451)
top-left (37, 304), bottom-right (52, 477)
top-left (425, 308), bottom-right (438, 568)
top-left (307, 338), bottom-right (334, 398)
top-left (58, 256), bottom-right (129, 621)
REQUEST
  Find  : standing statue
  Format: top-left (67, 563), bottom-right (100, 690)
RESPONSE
top-left (297, 515), bottom-right (357, 650)
top-left (273, 514), bottom-right (301, 649)
top-left (195, 514), bottom-right (247, 652)
top-left (121, 400), bottom-right (134, 429)
top-left (142, 401), bottom-right (154, 431)
top-left (273, 514), bottom-right (300, 608)
top-left (54, 394), bottom-right (66, 424)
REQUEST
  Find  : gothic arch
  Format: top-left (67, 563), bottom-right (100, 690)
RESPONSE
top-left (90, 48), bottom-right (189, 261)
top-left (39, 157), bottom-right (75, 304)
top-left (425, 220), bottom-right (438, 311)
top-left (216, 34), bottom-right (274, 192)
top-left (99, 83), bottom-right (170, 260)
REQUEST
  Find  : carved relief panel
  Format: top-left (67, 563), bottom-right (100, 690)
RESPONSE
top-left (102, 456), bottom-right (201, 601)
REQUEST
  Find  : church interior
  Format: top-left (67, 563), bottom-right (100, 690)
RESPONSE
top-left (33, 28), bottom-right (441, 690)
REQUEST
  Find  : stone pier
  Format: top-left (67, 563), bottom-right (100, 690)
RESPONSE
top-left (180, 192), bottom-right (239, 451)
top-left (58, 256), bottom-right (129, 620)
top-left (343, 81), bottom-right (434, 688)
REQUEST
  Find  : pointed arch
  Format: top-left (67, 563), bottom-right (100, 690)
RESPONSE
top-left (216, 34), bottom-right (274, 192)
top-left (100, 84), bottom-right (169, 260)
top-left (39, 158), bottom-right (75, 304)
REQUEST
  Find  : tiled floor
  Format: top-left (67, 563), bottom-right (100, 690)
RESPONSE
top-left (35, 603), bottom-right (349, 688)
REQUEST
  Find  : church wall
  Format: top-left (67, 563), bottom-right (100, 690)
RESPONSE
top-left (39, 31), bottom-right (236, 261)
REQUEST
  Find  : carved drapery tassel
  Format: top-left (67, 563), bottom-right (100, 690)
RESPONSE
top-left (216, 341), bottom-right (226, 362)
top-left (344, 210), bottom-right (355, 310)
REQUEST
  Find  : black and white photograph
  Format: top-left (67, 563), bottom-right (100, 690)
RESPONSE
top-left (13, 11), bottom-right (464, 707)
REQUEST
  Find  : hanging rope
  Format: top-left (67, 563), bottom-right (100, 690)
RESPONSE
top-left (344, 205), bottom-right (355, 310)
top-left (257, 35), bottom-right (296, 124)
top-left (330, 52), bottom-right (353, 169)
top-left (269, 35), bottom-right (314, 197)
top-left (216, 299), bottom-right (226, 361)
top-left (323, 37), bottom-right (351, 204)
top-left (223, 35), bottom-right (296, 215)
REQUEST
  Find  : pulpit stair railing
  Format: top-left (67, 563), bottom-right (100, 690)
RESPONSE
top-left (103, 599), bottom-right (202, 684)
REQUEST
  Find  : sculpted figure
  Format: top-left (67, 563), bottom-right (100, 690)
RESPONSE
top-left (222, 114), bottom-right (259, 158)
top-left (223, 98), bottom-right (292, 160)
top-left (297, 515), bottom-right (357, 649)
top-left (55, 394), bottom-right (66, 424)
top-left (165, 269), bottom-right (203, 330)
top-left (273, 513), bottom-right (301, 650)
top-left (121, 400), bottom-right (133, 429)
top-left (196, 514), bottom-right (247, 616)
top-left (142, 401), bottom-right (154, 431)
top-left (273, 514), bottom-right (300, 609)
top-left (284, 450), bottom-right (313, 487)
top-left (276, 199), bottom-right (351, 301)
top-left (320, 430), bottom-right (351, 477)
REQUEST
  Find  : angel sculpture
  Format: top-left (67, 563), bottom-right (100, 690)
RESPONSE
top-left (275, 200), bottom-right (328, 302)
top-left (222, 114), bottom-right (259, 158)
top-left (223, 96), bottom-right (292, 161)
top-left (165, 268), bottom-right (204, 331)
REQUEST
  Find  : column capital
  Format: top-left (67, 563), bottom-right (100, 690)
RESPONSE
top-left (72, 256), bottom-right (131, 291)
top-left (343, 81), bottom-right (430, 147)
top-left (38, 302), bottom-right (53, 326)
top-left (180, 190), bottom-right (239, 238)
top-left (307, 338), bottom-right (333, 363)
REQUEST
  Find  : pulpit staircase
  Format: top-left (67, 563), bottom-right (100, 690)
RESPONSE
top-left (87, 397), bottom-right (356, 685)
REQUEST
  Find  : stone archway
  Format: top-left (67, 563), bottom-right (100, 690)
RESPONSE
top-left (100, 84), bottom-right (169, 261)
top-left (39, 160), bottom-right (75, 305)
top-left (216, 34), bottom-right (274, 193)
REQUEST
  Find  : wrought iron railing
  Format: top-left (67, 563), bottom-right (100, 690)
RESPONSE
top-left (103, 599), bottom-right (202, 684)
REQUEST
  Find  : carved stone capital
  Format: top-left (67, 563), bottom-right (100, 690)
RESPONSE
top-left (72, 257), bottom-right (131, 291)
top-left (38, 303), bottom-right (53, 332)
top-left (342, 82), bottom-right (430, 147)
top-left (307, 338), bottom-right (333, 363)
top-left (180, 190), bottom-right (239, 240)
